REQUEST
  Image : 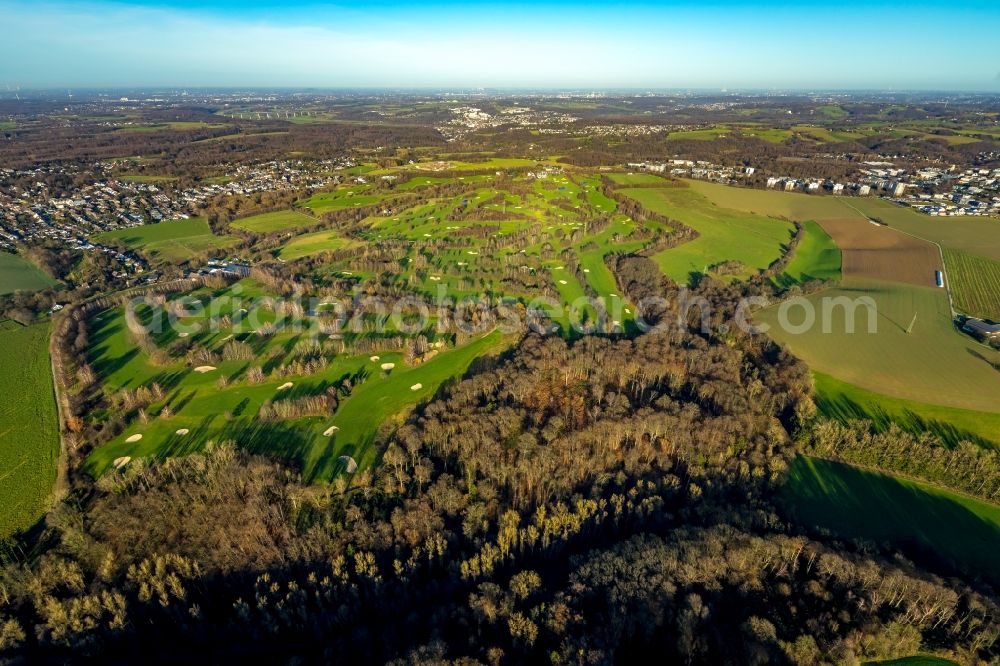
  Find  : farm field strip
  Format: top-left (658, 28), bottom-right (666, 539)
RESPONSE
top-left (942, 248), bottom-right (1000, 320)
top-left (0, 321), bottom-right (60, 537)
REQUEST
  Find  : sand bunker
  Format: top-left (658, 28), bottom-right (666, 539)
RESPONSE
top-left (370, 355), bottom-right (380, 362)
top-left (193, 365), bottom-right (216, 373)
top-left (559, 280), bottom-right (568, 285)
top-left (219, 334), bottom-right (233, 342)
top-left (381, 362), bottom-right (395, 371)
top-left (175, 428), bottom-right (189, 436)
top-left (323, 425), bottom-right (340, 437)
top-left (178, 332), bottom-right (189, 338)
top-left (338, 455), bottom-right (358, 473)
top-left (277, 382), bottom-right (294, 391)
top-left (125, 434), bottom-right (143, 443)
top-left (410, 383), bottom-right (423, 391)
top-left (112, 456), bottom-right (131, 470)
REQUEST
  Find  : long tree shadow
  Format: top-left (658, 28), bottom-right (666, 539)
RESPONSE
top-left (967, 347), bottom-right (1000, 373)
top-left (90, 347), bottom-right (140, 384)
top-left (816, 392), bottom-right (997, 448)
top-left (782, 457), bottom-right (1000, 585)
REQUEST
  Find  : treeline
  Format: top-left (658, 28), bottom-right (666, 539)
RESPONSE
top-left (804, 420), bottom-right (1000, 504)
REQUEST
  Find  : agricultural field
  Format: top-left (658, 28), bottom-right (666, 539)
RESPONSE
top-left (118, 174), bottom-right (179, 184)
top-left (942, 248), bottom-right (1000, 319)
top-left (619, 185), bottom-right (795, 285)
top-left (0, 321), bottom-right (60, 537)
top-left (774, 220), bottom-right (841, 287)
top-left (836, 198), bottom-right (1000, 262)
top-left (756, 279), bottom-right (1000, 413)
top-left (117, 121), bottom-right (229, 133)
top-left (605, 172), bottom-right (670, 186)
top-left (813, 371), bottom-right (1000, 448)
top-left (84, 281), bottom-right (511, 480)
top-left (96, 217), bottom-right (240, 263)
top-left (817, 217), bottom-right (941, 287)
top-left (230, 209), bottom-right (318, 233)
top-left (780, 456), bottom-right (1000, 583)
top-left (686, 179), bottom-right (857, 221)
top-left (0, 251), bottom-right (57, 295)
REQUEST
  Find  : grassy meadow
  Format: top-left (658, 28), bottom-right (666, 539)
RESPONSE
top-left (620, 185), bottom-right (795, 285)
top-left (97, 218), bottom-right (240, 263)
top-left (0, 321), bottom-right (60, 537)
top-left (0, 252), bottom-right (57, 295)
top-left (775, 220), bottom-right (842, 287)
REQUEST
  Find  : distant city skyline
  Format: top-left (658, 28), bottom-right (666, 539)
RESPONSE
top-left (3, 0), bottom-right (1000, 91)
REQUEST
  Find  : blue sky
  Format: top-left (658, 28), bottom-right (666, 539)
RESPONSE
top-left (2, 0), bottom-right (999, 90)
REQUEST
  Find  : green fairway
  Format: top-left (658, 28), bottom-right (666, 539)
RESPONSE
top-left (0, 252), bottom-right (56, 295)
top-left (298, 189), bottom-right (386, 214)
top-left (813, 371), bottom-right (1000, 448)
top-left (278, 228), bottom-right (362, 260)
top-left (620, 185), bottom-right (795, 285)
top-left (85, 290), bottom-right (508, 481)
top-left (96, 218), bottom-right (240, 263)
top-left (757, 279), bottom-right (1000, 413)
top-left (0, 321), bottom-right (59, 537)
top-left (231, 210), bottom-right (318, 233)
top-left (942, 248), bottom-right (1000, 319)
top-left (775, 220), bottom-right (842, 287)
top-left (780, 456), bottom-right (1000, 583)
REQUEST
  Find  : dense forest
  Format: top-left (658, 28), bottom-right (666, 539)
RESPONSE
top-left (2, 256), bottom-right (998, 664)
top-left (3, 95), bottom-right (1000, 664)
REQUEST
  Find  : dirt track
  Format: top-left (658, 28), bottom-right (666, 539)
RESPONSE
top-left (817, 218), bottom-right (942, 287)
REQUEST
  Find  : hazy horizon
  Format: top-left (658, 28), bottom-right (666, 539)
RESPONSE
top-left (2, 0), bottom-right (1000, 91)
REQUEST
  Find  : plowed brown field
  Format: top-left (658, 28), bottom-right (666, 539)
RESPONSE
top-left (817, 218), bottom-right (941, 287)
